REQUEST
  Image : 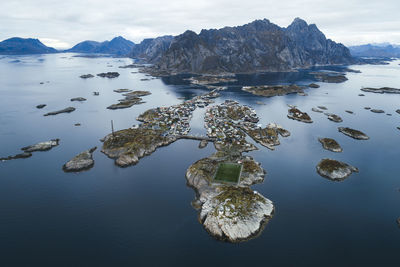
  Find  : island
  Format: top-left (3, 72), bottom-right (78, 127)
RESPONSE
top-left (316, 158), bottom-right (358, 181)
top-left (100, 90), bottom-right (291, 242)
top-left (242, 84), bottom-right (306, 97)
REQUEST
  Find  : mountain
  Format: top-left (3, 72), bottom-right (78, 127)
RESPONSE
top-left (0, 37), bottom-right (57, 55)
top-left (144, 18), bottom-right (354, 74)
top-left (349, 44), bottom-right (400, 58)
top-left (66, 36), bottom-right (134, 55)
top-left (129, 35), bottom-right (173, 63)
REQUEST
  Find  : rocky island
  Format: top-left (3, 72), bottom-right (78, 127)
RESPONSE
top-left (318, 138), bottom-right (343, 152)
top-left (338, 127), bottom-right (369, 140)
top-left (100, 90), bottom-right (288, 242)
top-left (63, 147), bottom-right (97, 172)
top-left (316, 158), bottom-right (358, 181)
top-left (242, 84), bottom-right (306, 97)
top-left (287, 107), bottom-right (313, 123)
top-left (44, 107), bottom-right (76, 116)
top-left (97, 72), bottom-right (120, 78)
top-left (107, 90), bottom-right (151, 110)
top-left (361, 87), bottom-right (400, 94)
top-left (310, 71), bottom-right (348, 83)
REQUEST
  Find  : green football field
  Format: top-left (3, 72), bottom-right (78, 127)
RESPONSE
top-left (214, 163), bottom-right (242, 183)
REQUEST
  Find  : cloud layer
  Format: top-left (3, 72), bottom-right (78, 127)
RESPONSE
top-left (1, 0), bottom-right (399, 49)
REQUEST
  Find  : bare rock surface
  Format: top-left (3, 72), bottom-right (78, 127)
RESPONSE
top-left (80, 74), bottom-right (94, 79)
top-left (287, 107), bottom-right (313, 123)
top-left (361, 87), bottom-right (400, 94)
top-left (44, 107), bottom-right (75, 116)
top-left (22, 139), bottom-right (60, 152)
top-left (316, 158), bottom-right (358, 181)
top-left (338, 127), bottom-right (369, 140)
top-left (63, 147), bottom-right (97, 172)
top-left (0, 152), bottom-right (32, 161)
top-left (370, 109), bottom-right (384, 114)
top-left (325, 113), bottom-right (343, 123)
top-left (97, 72), bottom-right (119, 78)
top-left (318, 138), bottom-right (342, 152)
top-left (71, 97), bottom-right (86, 102)
top-left (242, 84), bottom-right (306, 97)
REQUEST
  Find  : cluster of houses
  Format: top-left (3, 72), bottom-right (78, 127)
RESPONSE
top-left (204, 100), bottom-right (260, 146)
top-left (141, 90), bottom-right (221, 136)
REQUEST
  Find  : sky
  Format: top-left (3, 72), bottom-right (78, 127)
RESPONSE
top-left (0, 0), bottom-right (399, 49)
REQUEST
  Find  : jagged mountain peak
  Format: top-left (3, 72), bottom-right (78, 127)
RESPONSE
top-left (153, 18), bottom-right (354, 74)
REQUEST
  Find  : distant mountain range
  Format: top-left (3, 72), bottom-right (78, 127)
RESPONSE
top-left (138, 18), bottom-right (354, 74)
top-left (65, 36), bottom-right (135, 55)
top-left (349, 44), bottom-right (400, 58)
top-left (0, 37), bottom-right (57, 55)
top-left (1, 19), bottom-right (371, 74)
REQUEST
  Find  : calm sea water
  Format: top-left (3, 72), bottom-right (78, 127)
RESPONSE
top-left (0, 54), bottom-right (399, 266)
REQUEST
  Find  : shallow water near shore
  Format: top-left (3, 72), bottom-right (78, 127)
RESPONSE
top-left (0, 54), bottom-right (399, 266)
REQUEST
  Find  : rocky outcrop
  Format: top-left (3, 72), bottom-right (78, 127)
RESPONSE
top-left (311, 71), bottom-right (348, 83)
top-left (287, 107), bottom-right (313, 123)
top-left (2, 139), bottom-right (59, 161)
top-left (0, 152), bottom-right (32, 161)
top-left (370, 109), bottom-right (385, 114)
top-left (36, 104), bottom-right (46, 109)
top-left (325, 113), bottom-right (343, 123)
top-left (44, 107), bottom-right (75, 116)
top-left (21, 139), bottom-right (60, 152)
top-left (80, 74), bottom-right (94, 79)
top-left (97, 72), bottom-right (120, 78)
top-left (71, 97), bottom-right (86, 102)
top-left (318, 138), bottom-right (342, 152)
top-left (242, 84), bottom-right (306, 97)
top-left (316, 158), bottom-right (358, 181)
top-left (107, 91), bottom-right (151, 110)
top-left (151, 18), bottom-right (354, 74)
top-left (199, 140), bottom-right (208, 149)
top-left (338, 127), bottom-right (369, 140)
top-left (62, 147), bottom-right (97, 172)
top-left (361, 87), bottom-right (400, 94)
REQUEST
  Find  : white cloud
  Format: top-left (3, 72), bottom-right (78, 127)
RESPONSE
top-left (0, 0), bottom-right (399, 48)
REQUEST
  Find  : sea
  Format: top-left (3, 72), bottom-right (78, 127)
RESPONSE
top-left (0, 54), bottom-right (399, 266)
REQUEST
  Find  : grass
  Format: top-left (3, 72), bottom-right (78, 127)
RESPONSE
top-left (214, 163), bottom-right (242, 183)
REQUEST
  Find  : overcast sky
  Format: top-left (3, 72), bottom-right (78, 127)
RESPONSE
top-left (0, 0), bottom-right (399, 49)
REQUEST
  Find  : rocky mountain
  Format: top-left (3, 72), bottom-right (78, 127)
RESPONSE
top-left (349, 44), bottom-right (400, 58)
top-left (0, 37), bottom-right (57, 55)
top-left (66, 36), bottom-right (134, 55)
top-left (148, 18), bottom-right (354, 74)
top-left (129, 35), bottom-right (173, 63)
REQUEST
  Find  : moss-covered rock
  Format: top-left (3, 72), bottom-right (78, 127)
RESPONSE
top-left (316, 158), bottom-right (358, 181)
top-left (287, 107), bottom-right (313, 123)
top-left (63, 147), bottom-right (96, 172)
top-left (338, 127), bottom-right (369, 140)
top-left (318, 138), bottom-right (342, 152)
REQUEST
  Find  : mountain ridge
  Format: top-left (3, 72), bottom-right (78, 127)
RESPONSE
top-left (0, 37), bottom-right (57, 55)
top-left (349, 43), bottom-right (400, 58)
top-left (65, 36), bottom-right (135, 55)
top-left (131, 18), bottom-right (354, 74)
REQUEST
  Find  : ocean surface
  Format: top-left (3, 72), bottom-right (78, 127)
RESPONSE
top-left (0, 54), bottom-right (399, 266)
